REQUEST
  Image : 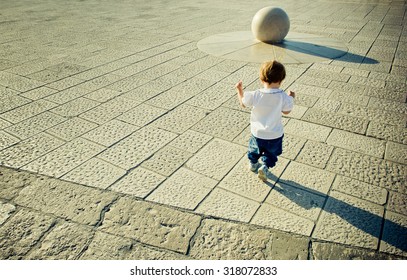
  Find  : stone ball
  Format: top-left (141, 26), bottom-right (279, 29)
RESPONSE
top-left (251, 7), bottom-right (290, 43)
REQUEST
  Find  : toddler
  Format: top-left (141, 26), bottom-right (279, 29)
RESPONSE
top-left (235, 60), bottom-right (295, 182)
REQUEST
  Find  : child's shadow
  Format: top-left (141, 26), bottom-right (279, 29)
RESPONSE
top-left (264, 173), bottom-right (407, 253)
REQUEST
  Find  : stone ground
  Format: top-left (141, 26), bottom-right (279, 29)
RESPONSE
top-left (0, 0), bottom-right (406, 260)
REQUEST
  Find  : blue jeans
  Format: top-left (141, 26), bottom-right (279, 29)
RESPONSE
top-left (248, 135), bottom-right (283, 168)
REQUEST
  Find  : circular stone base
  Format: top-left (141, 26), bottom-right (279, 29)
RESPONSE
top-left (197, 31), bottom-right (348, 64)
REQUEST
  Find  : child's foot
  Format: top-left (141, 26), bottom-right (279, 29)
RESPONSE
top-left (258, 165), bottom-right (271, 182)
top-left (249, 162), bottom-right (261, 172)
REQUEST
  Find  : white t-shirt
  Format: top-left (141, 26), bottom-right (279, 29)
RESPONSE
top-left (242, 88), bottom-right (294, 140)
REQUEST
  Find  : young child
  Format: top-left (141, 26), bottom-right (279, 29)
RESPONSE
top-left (235, 60), bottom-right (295, 182)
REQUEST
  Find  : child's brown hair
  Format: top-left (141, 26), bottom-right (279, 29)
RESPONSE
top-left (259, 60), bottom-right (286, 84)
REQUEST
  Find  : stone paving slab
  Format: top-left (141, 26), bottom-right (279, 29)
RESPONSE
top-left (190, 219), bottom-right (308, 260)
top-left (14, 176), bottom-right (118, 226)
top-left (80, 231), bottom-right (187, 260)
top-left (326, 129), bottom-right (386, 158)
top-left (25, 221), bottom-right (94, 260)
top-left (0, 132), bottom-right (65, 169)
top-left (99, 197), bottom-right (201, 254)
top-left (313, 191), bottom-right (384, 250)
top-left (0, 209), bottom-right (55, 259)
top-left (327, 148), bottom-right (407, 194)
top-left (146, 167), bottom-right (217, 210)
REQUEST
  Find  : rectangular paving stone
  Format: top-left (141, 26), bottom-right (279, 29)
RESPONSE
top-left (379, 211), bottom-right (407, 257)
top-left (15, 177), bottom-right (118, 226)
top-left (152, 104), bottom-right (209, 134)
top-left (313, 191), bottom-right (384, 250)
top-left (281, 134), bottom-right (306, 160)
top-left (284, 119), bottom-right (332, 142)
top-left (366, 121), bottom-right (407, 144)
top-left (169, 130), bottom-right (212, 154)
top-left (186, 138), bottom-right (246, 180)
top-left (0, 95), bottom-right (31, 114)
top-left (141, 146), bottom-right (192, 177)
top-left (0, 72), bottom-right (45, 92)
top-left (364, 86), bottom-right (405, 102)
top-left (327, 129), bottom-right (386, 158)
top-left (62, 158), bottom-right (127, 189)
top-left (144, 84), bottom-right (198, 110)
top-left (0, 130), bottom-right (19, 151)
top-left (328, 80), bottom-right (365, 94)
top-left (20, 86), bottom-right (58, 100)
top-left (121, 83), bottom-right (170, 103)
top-left (218, 157), bottom-right (286, 203)
top-left (99, 126), bottom-right (177, 170)
top-left (77, 74), bottom-right (123, 91)
top-left (0, 209), bottom-right (55, 259)
top-left (46, 117), bottom-right (98, 141)
top-left (0, 118), bottom-right (11, 130)
top-left (192, 107), bottom-right (249, 141)
top-left (341, 67), bottom-right (370, 77)
top-left (302, 69), bottom-right (350, 82)
top-left (251, 203), bottom-right (315, 236)
top-left (327, 90), bottom-right (370, 106)
top-left (117, 103), bottom-right (167, 126)
top-left (84, 88), bottom-right (122, 102)
top-left (368, 97), bottom-right (407, 114)
top-left (47, 77), bottom-right (86, 91)
top-left (313, 98), bottom-right (341, 112)
top-left (146, 168), bottom-right (217, 210)
top-left (45, 87), bottom-right (90, 105)
top-left (80, 231), bottom-right (186, 260)
top-left (110, 167), bottom-right (166, 198)
top-left (302, 108), bottom-right (368, 134)
top-left (4, 112), bottom-right (67, 140)
top-left (388, 191), bottom-right (407, 216)
top-left (106, 75), bottom-right (150, 93)
top-left (80, 97), bottom-right (140, 124)
top-left (267, 183), bottom-right (325, 221)
top-left (337, 103), bottom-right (406, 127)
top-left (0, 132), bottom-right (65, 168)
top-left (293, 93), bottom-right (318, 108)
top-left (296, 140), bottom-right (334, 169)
top-left (311, 241), bottom-right (397, 260)
top-left (82, 119), bottom-right (138, 147)
top-left (23, 138), bottom-right (104, 178)
top-left (196, 187), bottom-right (259, 223)
top-left (99, 197), bottom-right (201, 254)
top-left (1, 99), bottom-right (57, 123)
top-left (25, 222), bottom-right (94, 260)
top-left (332, 175), bottom-right (387, 205)
top-left (50, 97), bottom-right (100, 117)
top-left (190, 219), bottom-right (276, 260)
top-left (327, 148), bottom-right (406, 194)
top-left (289, 84), bottom-right (332, 98)
top-left (186, 82), bottom-right (235, 110)
top-left (385, 141), bottom-right (407, 164)
top-left (280, 161), bottom-right (335, 195)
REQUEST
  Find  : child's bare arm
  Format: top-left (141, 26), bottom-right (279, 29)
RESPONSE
top-left (282, 91), bottom-right (295, 114)
top-left (235, 80), bottom-right (246, 108)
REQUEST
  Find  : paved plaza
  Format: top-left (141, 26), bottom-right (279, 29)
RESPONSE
top-left (0, 0), bottom-right (406, 260)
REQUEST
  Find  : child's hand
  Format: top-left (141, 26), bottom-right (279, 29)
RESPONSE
top-left (235, 80), bottom-right (243, 91)
top-left (288, 91), bottom-right (296, 98)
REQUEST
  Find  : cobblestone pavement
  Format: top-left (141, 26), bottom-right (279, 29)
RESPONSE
top-left (0, 0), bottom-right (406, 260)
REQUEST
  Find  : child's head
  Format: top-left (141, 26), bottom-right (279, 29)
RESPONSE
top-left (259, 60), bottom-right (286, 84)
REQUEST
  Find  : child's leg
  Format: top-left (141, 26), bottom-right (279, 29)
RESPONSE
top-left (261, 135), bottom-right (283, 168)
top-left (247, 135), bottom-right (261, 164)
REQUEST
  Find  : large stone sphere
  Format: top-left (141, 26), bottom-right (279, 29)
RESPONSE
top-left (251, 7), bottom-right (290, 43)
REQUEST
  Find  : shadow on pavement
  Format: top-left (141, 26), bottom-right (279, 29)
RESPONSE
top-left (264, 172), bottom-right (407, 253)
top-left (274, 40), bottom-right (379, 64)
